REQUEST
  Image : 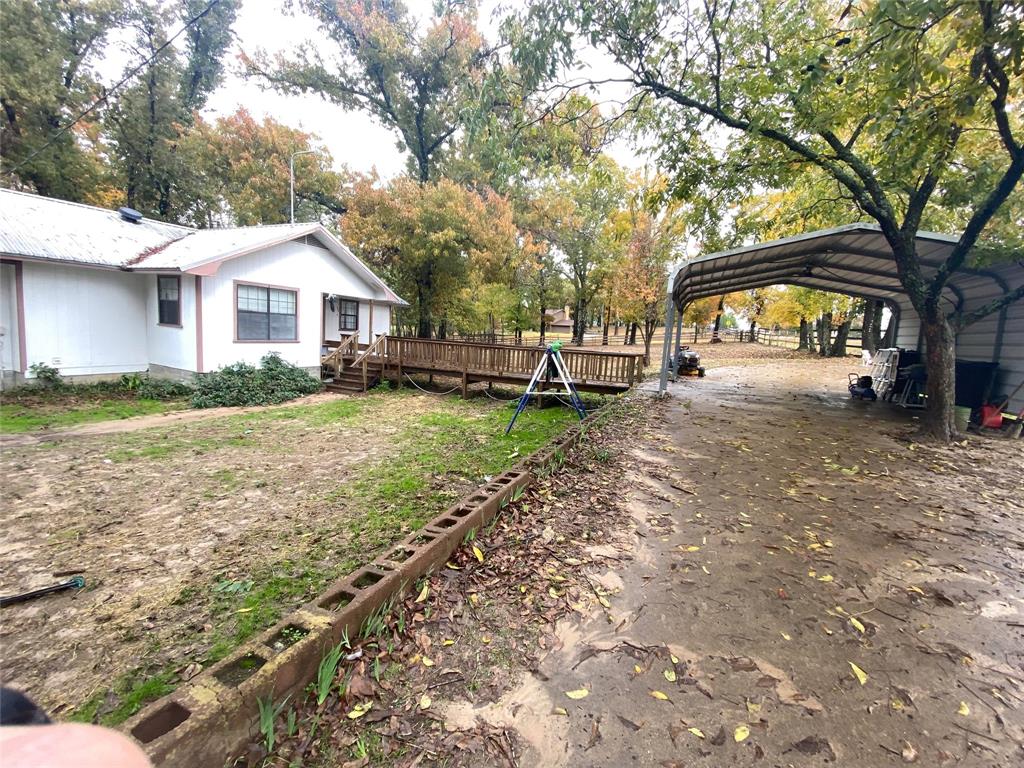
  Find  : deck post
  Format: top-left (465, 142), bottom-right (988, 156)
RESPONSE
top-left (396, 337), bottom-right (403, 389)
top-left (461, 345), bottom-right (469, 398)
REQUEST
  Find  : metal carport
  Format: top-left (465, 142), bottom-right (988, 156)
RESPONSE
top-left (658, 224), bottom-right (1024, 412)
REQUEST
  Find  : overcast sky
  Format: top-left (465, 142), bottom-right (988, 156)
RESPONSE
top-left (183, 0), bottom-right (647, 179)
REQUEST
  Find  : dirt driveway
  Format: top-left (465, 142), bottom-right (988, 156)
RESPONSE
top-left (325, 347), bottom-right (1023, 767)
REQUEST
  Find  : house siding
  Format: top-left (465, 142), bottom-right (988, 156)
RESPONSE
top-left (146, 273), bottom-right (198, 373)
top-left (19, 260), bottom-right (149, 378)
top-left (199, 239), bottom-right (388, 371)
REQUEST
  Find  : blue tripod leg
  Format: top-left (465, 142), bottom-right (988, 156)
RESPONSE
top-left (505, 390), bottom-right (533, 434)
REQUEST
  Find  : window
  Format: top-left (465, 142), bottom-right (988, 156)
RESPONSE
top-left (157, 276), bottom-right (181, 326)
top-left (339, 299), bottom-right (358, 332)
top-left (237, 284), bottom-right (297, 341)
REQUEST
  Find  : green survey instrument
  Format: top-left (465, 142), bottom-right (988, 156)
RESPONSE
top-left (505, 342), bottom-right (587, 434)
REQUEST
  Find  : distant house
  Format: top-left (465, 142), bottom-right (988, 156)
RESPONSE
top-left (0, 189), bottom-right (405, 385)
top-left (544, 306), bottom-right (573, 333)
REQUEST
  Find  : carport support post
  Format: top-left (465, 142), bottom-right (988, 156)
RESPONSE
top-left (675, 310), bottom-right (684, 351)
top-left (658, 286), bottom-right (677, 395)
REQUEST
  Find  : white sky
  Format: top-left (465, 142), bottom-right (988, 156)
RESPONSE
top-left (103, 0), bottom-right (647, 179)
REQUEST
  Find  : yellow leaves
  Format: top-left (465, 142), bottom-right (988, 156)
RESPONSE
top-left (687, 727), bottom-right (705, 739)
top-left (680, 545), bottom-right (701, 552)
top-left (421, 656), bottom-right (435, 667)
top-left (907, 585), bottom-right (925, 595)
top-left (472, 545), bottom-right (484, 563)
top-left (469, 593), bottom-right (480, 607)
top-left (548, 586), bottom-right (563, 599)
top-left (670, 654), bottom-right (680, 665)
top-left (957, 701), bottom-right (970, 716)
top-left (649, 690), bottom-right (670, 701)
top-left (849, 617), bottom-right (866, 634)
top-left (817, 574), bottom-right (834, 583)
top-left (480, 636), bottom-right (491, 645)
top-left (734, 724), bottom-right (750, 742)
top-left (553, 706), bottom-right (569, 716)
top-left (445, 561), bottom-right (461, 570)
top-left (848, 661), bottom-right (868, 685)
top-left (663, 669), bottom-right (677, 683)
top-left (347, 701), bottom-right (373, 719)
top-left (780, 632), bottom-right (792, 641)
top-left (419, 694), bottom-right (432, 710)
top-left (745, 699), bottom-right (761, 715)
top-left (442, 638), bottom-right (455, 646)
top-left (415, 583), bottom-right (429, 603)
top-left (565, 688), bottom-right (589, 700)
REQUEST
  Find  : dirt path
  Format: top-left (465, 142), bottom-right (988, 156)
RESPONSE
top-left (0, 392), bottom-right (340, 448)
top-left (498, 358), bottom-right (1023, 766)
top-left (313, 349), bottom-right (1023, 768)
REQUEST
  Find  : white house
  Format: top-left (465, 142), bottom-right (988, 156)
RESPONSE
top-left (0, 189), bottom-right (405, 385)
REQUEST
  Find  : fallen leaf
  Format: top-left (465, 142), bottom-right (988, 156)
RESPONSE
top-left (850, 617), bottom-right (865, 634)
top-left (901, 740), bottom-right (919, 763)
top-left (734, 724), bottom-right (750, 742)
top-left (421, 656), bottom-right (434, 667)
top-left (442, 638), bottom-right (455, 646)
top-left (663, 669), bottom-right (677, 683)
top-left (419, 694), bottom-right (431, 710)
top-left (415, 583), bottom-right (429, 603)
top-left (472, 545), bottom-right (484, 563)
top-left (649, 690), bottom-right (670, 701)
top-left (553, 707), bottom-right (568, 716)
top-left (347, 701), bottom-right (373, 720)
top-left (670, 654), bottom-right (680, 665)
top-left (565, 688), bottom-right (589, 700)
top-left (849, 661), bottom-right (868, 685)
top-left (957, 701), bottom-right (970, 716)
top-left (687, 727), bottom-right (705, 739)
top-left (781, 632), bottom-right (792, 641)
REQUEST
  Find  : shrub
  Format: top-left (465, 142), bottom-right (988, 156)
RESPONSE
top-left (29, 362), bottom-right (63, 388)
top-left (191, 353), bottom-right (322, 409)
top-left (136, 377), bottom-right (192, 401)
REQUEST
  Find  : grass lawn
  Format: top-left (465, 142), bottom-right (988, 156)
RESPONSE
top-left (0, 397), bottom-right (187, 433)
top-left (0, 386), bottom-right (594, 725)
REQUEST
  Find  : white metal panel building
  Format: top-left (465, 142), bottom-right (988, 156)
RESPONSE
top-left (0, 189), bottom-right (406, 383)
top-left (662, 224), bottom-right (1024, 411)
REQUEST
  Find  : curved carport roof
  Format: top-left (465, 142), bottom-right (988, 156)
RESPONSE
top-left (666, 223), bottom-right (1024, 410)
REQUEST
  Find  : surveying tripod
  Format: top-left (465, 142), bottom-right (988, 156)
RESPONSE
top-left (505, 341), bottom-right (587, 434)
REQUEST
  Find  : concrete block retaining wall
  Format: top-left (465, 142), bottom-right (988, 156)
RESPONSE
top-left (120, 403), bottom-right (614, 767)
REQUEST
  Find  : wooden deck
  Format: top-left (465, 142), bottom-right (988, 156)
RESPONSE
top-left (322, 336), bottom-right (645, 395)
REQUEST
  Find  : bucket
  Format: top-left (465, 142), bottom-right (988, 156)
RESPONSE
top-left (954, 406), bottom-right (971, 433)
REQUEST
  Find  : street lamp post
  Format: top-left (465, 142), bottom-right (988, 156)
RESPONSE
top-left (289, 149), bottom-right (322, 223)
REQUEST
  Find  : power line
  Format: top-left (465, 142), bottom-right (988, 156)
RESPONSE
top-left (3, 0), bottom-right (223, 179)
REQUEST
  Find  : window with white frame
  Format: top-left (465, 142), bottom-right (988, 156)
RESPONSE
top-left (339, 299), bottom-right (358, 332)
top-left (237, 284), bottom-right (297, 341)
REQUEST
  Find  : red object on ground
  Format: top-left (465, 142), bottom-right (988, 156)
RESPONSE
top-left (980, 405), bottom-right (1003, 429)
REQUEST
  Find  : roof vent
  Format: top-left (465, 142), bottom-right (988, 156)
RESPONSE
top-left (118, 206), bottom-right (144, 223)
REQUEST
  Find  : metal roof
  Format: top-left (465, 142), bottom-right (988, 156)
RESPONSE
top-left (672, 223), bottom-right (1021, 313)
top-left (0, 189), bottom-right (406, 305)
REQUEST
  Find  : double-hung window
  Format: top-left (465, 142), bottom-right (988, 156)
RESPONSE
top-left (236, 284), bottom-right (298, 341)
top-left (339, 299), bottom-right (358, 332)
top-left (157, 275), bottom-right (181, 326)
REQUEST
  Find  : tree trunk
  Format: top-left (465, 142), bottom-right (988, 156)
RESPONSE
top-left (602, 305), bottom-right (610, 345)
top-left (817, 313), bottom-right (832, 356)
top-left (871, 301), bottom-right (884, 350)
top-left (572, 298), bottom-right (587, 344)
top-left (748, 321), bottom-right (757, 342)
top-left (711, 296), bottom-right (724, 342)
top-left (416, 284), bottom-right (431, 338)
top-left (641, 318), bottom-right (657, 365)
top-left (861, 301), bottom-right (877, 355)
top-left (629, 323), bottom-right (638, 345)
top-left (920, 314), bottom-right (957, 440)
top-left (798, 317), bottom-right (809, 350)
top-left (830, 318), bottom-right (851, 357)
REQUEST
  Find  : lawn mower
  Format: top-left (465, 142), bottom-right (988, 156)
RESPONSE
top-left (848, 373), bottom-right (878, 401)
top-left (673, 346), bottom-right (706, 378)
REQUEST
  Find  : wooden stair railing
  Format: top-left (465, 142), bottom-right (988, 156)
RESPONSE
top-left (351, 334), bottom-right (388, 391)
top-left (322, 334), bottom-right (360, 380)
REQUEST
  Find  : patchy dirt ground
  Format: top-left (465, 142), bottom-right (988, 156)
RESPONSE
top-left (0, 388), bottom-right (573, 723)
top-left (275, 346), bottom-right (1024, 767)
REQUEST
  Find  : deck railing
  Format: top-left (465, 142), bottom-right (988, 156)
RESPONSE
top-left (389, 337), bottom-right (644, 386)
